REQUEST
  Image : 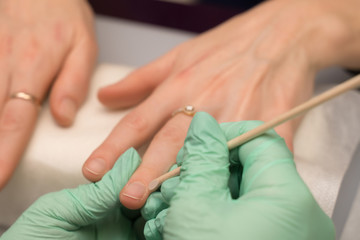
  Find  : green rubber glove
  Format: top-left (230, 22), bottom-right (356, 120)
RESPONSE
top-left (1, 148), bottom-right (143, 240)
top-left (143, 112), bottom-right (335, 240)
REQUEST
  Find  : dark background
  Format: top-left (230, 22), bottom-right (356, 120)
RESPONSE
top-left (88, 0), bottom-right (263, 33)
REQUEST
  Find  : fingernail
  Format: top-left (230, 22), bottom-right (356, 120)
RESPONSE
top-left (148, 179), bottom-right (160, 192)
top-left (85, 158), bottom-right (107, 175)
top-left (59, 98), bottom-right (77, 125)
top-left (122, 182), bottom-right (146, 200)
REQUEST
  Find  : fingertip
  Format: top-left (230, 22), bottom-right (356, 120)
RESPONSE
top-left (141, 192), bottom-right (168, 220)
top-left (120, 181), bottom-right (149, 210)
top-left (144, 218), bottom-right (162, 240)
top-left (97, 83), bottom-right (115, 103)
top-left (144, 209), bottom-right (167, 240)
top-left (97, 78), bottom-right (152, 109)
top-left (176, 112), bottom-right (230, 193)
top-left (51, 97), bottom-right (78, 127)
top-left (97, 50), bottom-right (177, 109)
top-left (119, 164), bottom-right (163, 210)
top-left (97, 85), bottom-right (126, 109)
top-left (184, 111), bottom-right (227, 156)
top-left (49, 82), bottom-right (88, 128)
top-left (191, 111), bottom-right (215, 124)
top-left (83, 143), bottom-right (128, 182)
top-left (188, 112), bottom-right (222, 138)
top-left (82, 157), bottom-right (108, 182)
top-left (83, 147), bottom-right (142, 182)
top-left (161, 177), bottom-right (180, 202)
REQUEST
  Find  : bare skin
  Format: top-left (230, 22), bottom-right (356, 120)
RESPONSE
top-left (83, 0), bottom-right (360, 209)
top-left (0, 0), bottom-right (97, 189)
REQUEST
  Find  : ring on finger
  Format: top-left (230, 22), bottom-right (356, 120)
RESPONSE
top-left (9, 92), bottom-right (41, 107)
top-left (172, 105), bottom-right (196, 117)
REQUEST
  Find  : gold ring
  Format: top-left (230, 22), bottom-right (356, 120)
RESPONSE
top-left (10, 92), bottom-right (41, 106)
top-left (172, 105), bottom-right (196, 117)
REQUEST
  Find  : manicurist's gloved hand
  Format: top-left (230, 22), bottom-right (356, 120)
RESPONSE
top-left (1, 148), bottom-right (142, 240)
top-left (142, 112), bottom-right (335, 240)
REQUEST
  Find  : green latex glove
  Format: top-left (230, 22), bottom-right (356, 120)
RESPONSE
top-left (1, 148), bottom-right (143, 240)
top-left (142, 112), bottom-right (335, 240)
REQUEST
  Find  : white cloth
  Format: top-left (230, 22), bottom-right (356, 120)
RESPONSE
top-left (0, 64), bottom-right (359, 229)
top-left (294, 84), bottom-right (360, 216)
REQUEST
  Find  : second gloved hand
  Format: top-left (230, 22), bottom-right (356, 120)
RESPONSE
top-left (143, 112), bottom-right (335, 240)
top-left (1, 148), bottom-right (143, 240)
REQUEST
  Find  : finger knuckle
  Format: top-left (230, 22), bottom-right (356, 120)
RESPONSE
top-left (154, 124), bottom-right (184, 144)
top-left (171, 68), bottom-right (193, 85)
top-left (52, 22), bottom-right (66, 43)
top-left (0, 108), bottom-right (22, 131)
top-left (0, 34), bottom-right (13, 56)
top-left (123, 112), bottom-right (148, 133)
top-left (21, 38), bottom-right (41, 62)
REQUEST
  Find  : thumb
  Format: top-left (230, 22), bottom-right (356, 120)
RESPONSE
top-left (220, 121), bottom-right (296, 196)
top-left (36, 148), bottom-right (141, 227)
top-left (176, 112), bottom-right (230, 197)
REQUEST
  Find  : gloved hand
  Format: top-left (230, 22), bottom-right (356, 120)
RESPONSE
top-left (1, 148), bottom-right (143, 240)
top-left (142, 112), bottom-right (335, 240)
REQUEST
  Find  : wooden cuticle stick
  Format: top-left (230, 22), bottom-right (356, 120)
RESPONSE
top-left (148, 74), bottom-right (360, 192)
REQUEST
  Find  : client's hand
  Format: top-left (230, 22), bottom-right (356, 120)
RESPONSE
top-left (1, 148), bottom-right (142, 240)
top-left (83, 0), bottom-right (359, 209)
top-left (0, 0), bottom-right (97, 189)
top-left (142, 112), bottom-right (335, 240)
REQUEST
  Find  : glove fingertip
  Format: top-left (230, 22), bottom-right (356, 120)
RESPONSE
top-left (189, 112), bottom-right (219, 134)
top-left (144, 219), bottom-right (162, 240)
top-left (188, 112), bottom-right (227, 146)
top-left (161, 177), bottom-right (180, 203)
top-left (141, 192), bottom-right (164, 220)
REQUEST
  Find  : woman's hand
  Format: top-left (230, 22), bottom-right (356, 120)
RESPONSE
top-left (83, 0), bottom-right (360, 209)
top-left (0, 0), bottom-right (97, 189)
